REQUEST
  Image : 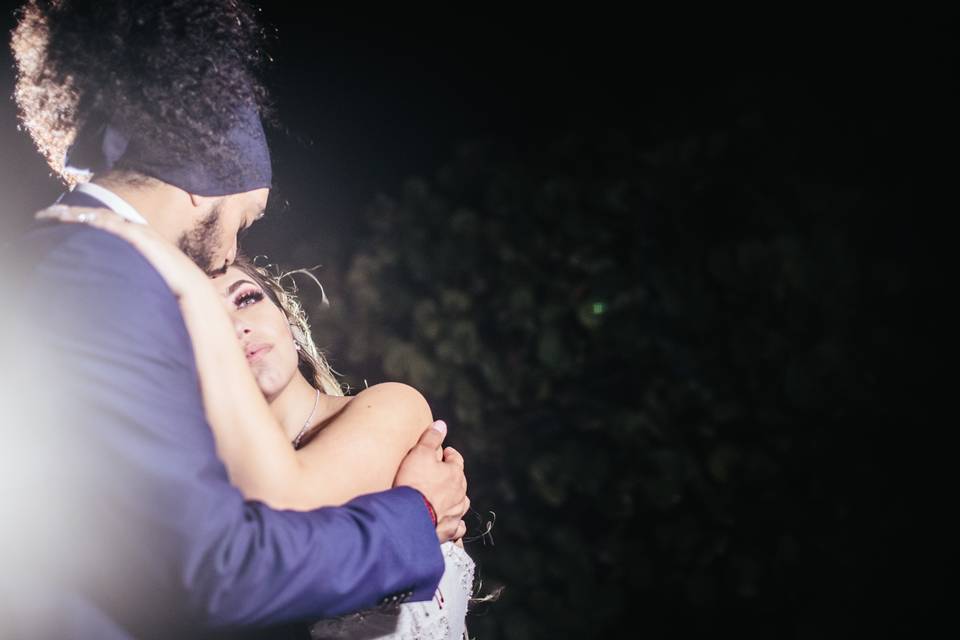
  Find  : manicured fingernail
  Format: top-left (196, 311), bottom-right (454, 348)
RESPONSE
top-left (432, 420), bottom-right (447, 434)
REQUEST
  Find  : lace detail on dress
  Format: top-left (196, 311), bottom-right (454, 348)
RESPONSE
top-left (309, 542), bottom-right (475, 640)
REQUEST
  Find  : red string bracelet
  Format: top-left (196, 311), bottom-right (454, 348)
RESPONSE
top-left (419, 492), bottom-right (438, 526)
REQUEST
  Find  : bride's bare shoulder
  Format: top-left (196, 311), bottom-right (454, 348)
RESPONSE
top-left (314, 382), bottom-right (432, 427)
top-left (348, 382), bottom-right (432, 421)
top-left (302, 382), bottom-right (433, 451)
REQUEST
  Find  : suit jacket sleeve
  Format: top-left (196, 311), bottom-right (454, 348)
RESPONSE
top-left (19, 225), bottom-right (444, 632)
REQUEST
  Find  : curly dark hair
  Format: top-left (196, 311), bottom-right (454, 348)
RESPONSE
top-left (10, 0), bottom-right (273, 184)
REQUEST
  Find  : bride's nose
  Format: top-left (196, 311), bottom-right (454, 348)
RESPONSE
top-left (234, 319), bottom-right (252, 339)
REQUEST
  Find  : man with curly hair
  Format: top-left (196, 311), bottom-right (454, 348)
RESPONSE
top-left (11, 0), bottom-right (275, 274)
top-left (1, 1), bottom-right (465, 637)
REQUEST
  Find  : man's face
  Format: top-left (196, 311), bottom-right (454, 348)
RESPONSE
top-left (177, 187), bottom-right (269, 276)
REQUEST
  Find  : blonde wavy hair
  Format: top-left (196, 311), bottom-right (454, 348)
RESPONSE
top-left (232, 254), bottom-right (343, 397)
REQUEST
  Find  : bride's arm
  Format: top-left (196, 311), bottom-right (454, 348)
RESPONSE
top-left (291, 382), bottom-right (434, 506)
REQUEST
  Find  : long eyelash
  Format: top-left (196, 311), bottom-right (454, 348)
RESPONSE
top-left (235, 290), bottom-right (264, 308)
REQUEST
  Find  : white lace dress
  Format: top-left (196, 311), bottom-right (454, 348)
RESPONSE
top-left (309, 542), bottom-right (475, 640)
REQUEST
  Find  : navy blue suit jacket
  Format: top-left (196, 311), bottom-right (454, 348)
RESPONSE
top-left (0, 190), bottom-right (443, 638)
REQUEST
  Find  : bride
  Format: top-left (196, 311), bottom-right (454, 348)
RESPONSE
top-left (37, 204), bottom-right (475, 640)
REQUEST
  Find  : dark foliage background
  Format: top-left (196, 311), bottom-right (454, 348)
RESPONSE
top-left (315, 113), bottom-right (947, 639)
top-left (1, 6), bottom-right (951, 639)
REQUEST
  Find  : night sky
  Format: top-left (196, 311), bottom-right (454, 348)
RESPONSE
top-left (1, 5), bottom-right (953, 638)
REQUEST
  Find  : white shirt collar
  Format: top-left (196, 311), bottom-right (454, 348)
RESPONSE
top-left (72, 182), bottom-right (150, 225)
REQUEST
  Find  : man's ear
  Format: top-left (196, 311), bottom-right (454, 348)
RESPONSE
top-left (188, 192), bottom-right (202, 207)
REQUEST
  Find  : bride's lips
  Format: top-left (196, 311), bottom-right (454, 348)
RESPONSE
top-left (245, 344), bottom-right (272, 363)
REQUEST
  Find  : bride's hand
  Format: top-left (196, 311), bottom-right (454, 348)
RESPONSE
top-left (35, 205), bottom-right (213, 300)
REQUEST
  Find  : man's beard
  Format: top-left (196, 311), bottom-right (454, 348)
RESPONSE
top-left (177, 204), bottom-right (227, 277)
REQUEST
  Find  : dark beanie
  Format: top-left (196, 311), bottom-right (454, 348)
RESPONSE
top-left (64, 105), bottom-right (271, 197)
